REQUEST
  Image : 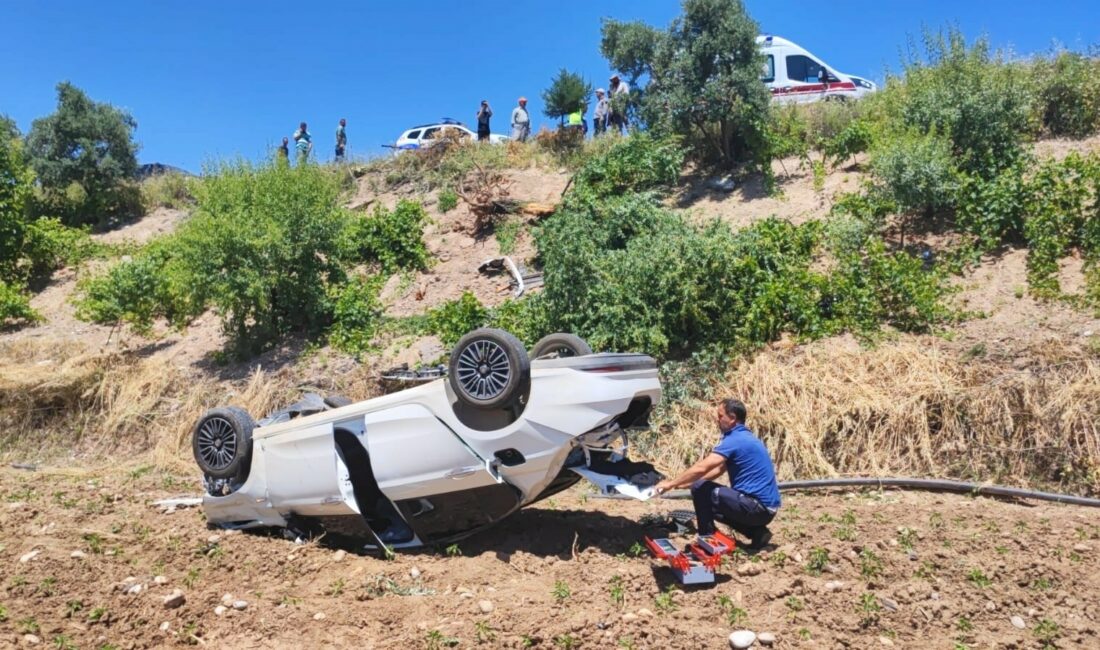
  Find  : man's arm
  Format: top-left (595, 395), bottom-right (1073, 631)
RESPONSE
top-left (654, 453), bottom-right (726, 495)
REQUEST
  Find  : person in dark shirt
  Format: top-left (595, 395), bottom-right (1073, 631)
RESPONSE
top-left (655, 398), bottom-right (781, 549)
top-left (277, 137), bottom-right (290, 162)
top-left (335, 118), bottom-right (347, 161)
top-left (477, 101), bottom-right (492, 142)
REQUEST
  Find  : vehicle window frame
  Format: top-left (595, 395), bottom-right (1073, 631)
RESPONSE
top-left (761, 54), bottom-right (775, 83)
top-left (786, 54), bottom-right (826, 84)
top-left (405, 129), bottom-right (422, 140)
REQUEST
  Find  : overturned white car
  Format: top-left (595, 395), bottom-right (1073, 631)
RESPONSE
top-left (192, 329), bottom-right (662, 549)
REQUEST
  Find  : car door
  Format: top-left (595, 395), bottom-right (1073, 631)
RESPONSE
top-left (364, 404), bottom-right (521, 542)
top-left (784, 53), bottom-right (833, 103)
top-left (260, 420), bottom-right (360, 517)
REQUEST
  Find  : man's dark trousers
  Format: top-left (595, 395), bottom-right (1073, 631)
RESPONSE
top-left (691, 479), bottom-right (774, 539)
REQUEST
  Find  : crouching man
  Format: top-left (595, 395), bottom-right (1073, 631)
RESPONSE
top-left (654, 398), bottom-right (780, 549)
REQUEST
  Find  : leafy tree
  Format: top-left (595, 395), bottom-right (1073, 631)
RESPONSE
top-left (25, 81), bottom-right (141, 226)
top-left (601, 0), bottom-right (771, 170)
top-left (1, 117), bottom-right (34, 283)
top-left (541, 69), bottom-right (593, 122)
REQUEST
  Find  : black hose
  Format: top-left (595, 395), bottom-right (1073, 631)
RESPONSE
top-left (632, 477), bottom-right (1100, 508)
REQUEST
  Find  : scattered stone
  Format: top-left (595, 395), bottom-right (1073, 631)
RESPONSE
top-left (1028, 608), bottom-right (1038, 617)
top-left (70, 550), bottom-right (87, 559)
top-left (985, 601), bottom-right (997, 612)
top-left (1010, 615), bottom-right (1026, 629)
top-left (214, 605), bottom-right (227, 616)
top-left (792, 552), bottom-right (803, 563)
top-left (757, 631), bottom-right (776, 646)
top-left (878, 636), bottom-right (894, 646)
top-left (930, 592), bottom-right (941, 601)
top-left (733, 590), bottom-right (743, 605)
top-left (221, 594), bottom-right (235, 606)
top-left (907, 551), bottom-right (918, 562)
top-left (232, 600), bottom-right (248, 611)
top-left (636, 608), bottom-right (654, 618)
top-left (22, 634), bottom-right (41, 645)
top-left (477, 600), bottom-right (494, 614)
top-left (824, 581), bottom-right (845, 592)
top-left (163, 589), bottom-right (185, 609)
top-left (707, 176), bottom-right (737, 193)
top-left (154, 575), bottom-right (168, 585)
top-left (18, 550), bottom-right (40, 563)
top-left (823, 563), bottom-right (841, 574)
top-left (332, 550), bottom-right (347, 562)
top-left (460, 592), bottom-right (474, 599)
top-left (159, 622), bottom-right (170, 632)
top-left (409, 567), bottom-right (422, 579)
top-left (880, 597), bottom-right (899, 612)
top-left (207, 534), bottom-right (221, 544)
top-left (729, 630), bottom-right (756, 649)
top-left (621, 613), bottom-right (639, 623)
top-left (126, 584), bottom-right (143, 595)
top-left (1073, 543), bottom-right (1092, 553)
top-left (313, 612), bottom-right (326, 621)
top-left (736, 562), bottom-right (763, 577)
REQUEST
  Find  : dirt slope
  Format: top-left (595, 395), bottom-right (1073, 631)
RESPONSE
top-left (2, 467), bottom-right (1097, 649)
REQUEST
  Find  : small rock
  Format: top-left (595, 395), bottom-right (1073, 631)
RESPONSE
top-left (159, 622), bottom-right (170, 631)
top-left (154, 575), bottom-right (168, 585)
top-left (824, 580), bottom-right (845, 592)
top-left (214, 605), bottom-right (228, 616)
top-left (1073, 543), bottom-right (1092, 553)
top-left (985, 601), bottom-right (997, 612)
top-left (22, 634), bottom-right (41, 645)
top-left (736, 561), bottom-right (763, 577)
top-left (460, 592), bottom-right (474, 599)
top-left (729, 630), bottom-right (756, 649)
top-left (880, 597), bottom-right (899, 612)
top-left (221, 593), bottom-right (235, 606)
top-left (733, 590), bottom-right (743, 604)
top-left (126, 583), bottom-right (143, 595)
top-left (1028, 608), bottom-right (1038, 617)
top-left (907, 551), bottom-right (918, 561)
top-left (206, 534), bottom-right (221, 544)
top-left (792, 552), bottom-right (803, 563)
top-left (477, 600), bottom-right (494, 614)
top-left (163, 589), bottom-right (185, 609)
top-left (823, 562), bottom-right (841, 574)
top-left (636, 608), bottom-right (654, 618)
top-left (878, 636), bottom-right (894, 646)
top-left (409, 567), bottom-right (422, 579)
top-left (232, 600), bottom-right (248, 611)
top-left (313, 612), bottom-right (326, 621)
top-left (930, 592), bottom-right (941, 601)
top-left (70, 550), bottom-right (87, 559)
top-left (758, 631), bottom-right (776, 646)
top-left (621, 613), bottom-right (639, 623)
top-left (18, 550), bottom-right (40, 563)
top-left (332, 550), bottom-right (347, 562)
top-left (1010, 615), bottom-right (1026, 629)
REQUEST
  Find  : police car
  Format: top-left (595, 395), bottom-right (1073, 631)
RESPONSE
top-left (392, 118), bottom-right (510, 151)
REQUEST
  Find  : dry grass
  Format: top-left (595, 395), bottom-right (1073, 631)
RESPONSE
top-left (646, 335), bottom-right (1100, 493)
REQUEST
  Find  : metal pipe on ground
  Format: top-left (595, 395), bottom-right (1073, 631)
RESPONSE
top-left (633, 478), bottom-right (1100, 508)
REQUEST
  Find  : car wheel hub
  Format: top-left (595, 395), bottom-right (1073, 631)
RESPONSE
top-left (196, 416), bottom-right (237, 470)
top-left (456, 339), bottom-right (510, 400)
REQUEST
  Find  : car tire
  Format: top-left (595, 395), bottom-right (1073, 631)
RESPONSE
top-left (449, 328), bottom-right (530, 410)
top-left (530, 333), bottom-right (593, 359)
top-left (324, 394), bottom-right (353, 408)
top-left (192, 406), bottom-right (254, 481)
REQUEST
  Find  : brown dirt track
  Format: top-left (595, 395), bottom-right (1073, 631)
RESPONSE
top-left (2, 468), bottom-right (1097, 649)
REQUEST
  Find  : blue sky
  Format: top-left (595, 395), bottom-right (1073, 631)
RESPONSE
top-left (4, 1), bottom-right (1098, 172)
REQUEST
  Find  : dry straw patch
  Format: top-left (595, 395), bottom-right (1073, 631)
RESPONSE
top-left (651, 336), bottom-right (1100, 492)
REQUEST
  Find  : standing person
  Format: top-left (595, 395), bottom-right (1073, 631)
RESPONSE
top-left (476, 101), bottom-right (493, 142)
top-left (511, 97), bottom-right (530, 142)
top-left (593, 88), bottom-right (609, 136)
top-left (608, 74), bottom-right (631, 134)
top-left (277, 136), bottom-right (290, 161)
top-left (293, 122), bottom-right (312, 163)
top-left (335, 118), bottom-right (347, 162)
top-left (653, 398), bottom-right (780, 549)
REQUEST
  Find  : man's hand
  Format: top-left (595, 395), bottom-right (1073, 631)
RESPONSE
top-left (654, 480), bottom-right (675, 496)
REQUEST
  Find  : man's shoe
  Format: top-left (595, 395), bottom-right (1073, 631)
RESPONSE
top-left (749, 528), bottom-right (772, 550)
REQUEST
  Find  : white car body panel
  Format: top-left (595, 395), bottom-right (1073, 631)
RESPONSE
top-left (202, 353), bottom-right (661, 546)
top-left (757, 35), bottom-right (877, 104)
top-left (394, 122), bottom-right (510, 152)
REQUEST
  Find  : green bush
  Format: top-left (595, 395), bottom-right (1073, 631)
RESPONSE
top-left (0, 279), bottom-right (40, 327)
top-left (437, 188), bottom-right (458, 213)
top-left (881, 28), bottom-right (1031, 179)
top-left (870, 131), bottom-right (958, 214)
top-left (569, 133), bottom-right (683, 199)
top-left (141, 172), bottom-right (194, 210)
top-left (352, 199), bottom-right (431, 273)
top-left (955, 164), bottom-right (1028, 248)
top-left (74, 244), bottom-right (184, 334)
top-left (1030, 51), bottom-right (1100, 138)
top-left (427, 292), bottom-right (489, 346)
top-left (328, 275), bottom-right (384, 357)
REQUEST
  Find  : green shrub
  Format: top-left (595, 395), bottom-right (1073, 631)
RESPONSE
top-left (141, 172), bottom-right (194, 210)
top-left (427, 292), bottom-right (489, 346)
top-left (352, 199), bottom-right (431, 273)
top-left (955, 164), bottom-right (1028, 248)
top-left (74, 242), bottom-right (188, 334)
top-left (870, 131), bottom-right (958, 214)
top-left (882, 28), bottom-right (1031, 179)
top-left (570, 133), bottom-right (683, 199)
top-left (1030, 51), bottom-right (1100, 138)
top-left (487, 296), bottom-right (547, 347)
top-left (437, 188), bottom-right (458, 213)
top-left (328, 275), bottom-right (384, 357)
top-left (0, 279), bottom-right (40, 327)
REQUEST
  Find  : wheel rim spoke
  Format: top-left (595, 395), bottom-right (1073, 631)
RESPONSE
top-left (457, 339), bottom-right (511, 400)
top-left (197, 417), bottom-right (236, 470)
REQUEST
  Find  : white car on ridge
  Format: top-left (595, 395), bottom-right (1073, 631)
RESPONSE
top-left (392, 119), bottom-right (510, 151)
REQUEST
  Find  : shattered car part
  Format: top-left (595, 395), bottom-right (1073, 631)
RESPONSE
top-left (477, 256), bottom-right (543, 297)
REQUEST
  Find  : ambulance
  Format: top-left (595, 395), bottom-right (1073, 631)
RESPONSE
top-left (757, 35), bottom-right (876, 103)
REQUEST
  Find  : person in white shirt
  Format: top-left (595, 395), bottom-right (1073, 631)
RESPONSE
top-left (593, 88), bottom-right (609, 136)
top-left (510, 97), bottom-right (531, 142)
top-left (609, 74), bottom-right (630, 134)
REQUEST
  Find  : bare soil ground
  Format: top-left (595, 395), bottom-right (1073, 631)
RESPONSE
top-left (2, 467), bottom-right (1097, 649)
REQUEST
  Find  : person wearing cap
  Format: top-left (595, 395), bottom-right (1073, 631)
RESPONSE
top-left (608, 74), bottom-right (630, 134)
top-left (593, 88), bottom-right (609, 136)
top-left (477, 101), bottom-right (493, 142)
top-left (511, 97), bottom-right (531, 142)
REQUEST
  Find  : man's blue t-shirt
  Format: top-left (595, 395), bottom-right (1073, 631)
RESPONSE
top-left (712, 423), bottom-right (781, 509)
